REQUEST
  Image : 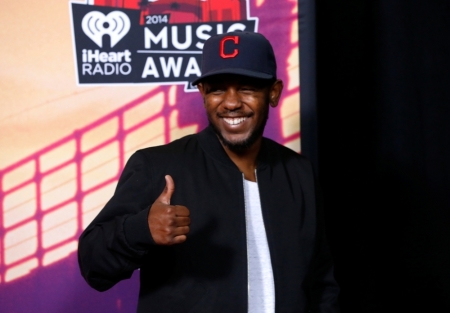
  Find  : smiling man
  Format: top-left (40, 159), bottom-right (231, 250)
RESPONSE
top-left (197, 73), bottom-right (282, 181)
top-left (78, 31), bottom-right (340, 313)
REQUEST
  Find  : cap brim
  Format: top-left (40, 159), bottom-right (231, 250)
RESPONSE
top-left (192, 68), bottom-right (274, 85)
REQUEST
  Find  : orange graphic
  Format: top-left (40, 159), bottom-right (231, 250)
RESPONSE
top-left (94, 0), bottom-right (246, 24)
top-left (0, 0), bottom-right (299, 284)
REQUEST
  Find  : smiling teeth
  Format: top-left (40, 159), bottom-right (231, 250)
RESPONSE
top-left (223, 117), bottom-right (247, 125)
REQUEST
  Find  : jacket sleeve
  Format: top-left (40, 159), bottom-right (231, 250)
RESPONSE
top-left (77, 151), bottom-right (158, 291)
top-left (308, 170), bottom-right (340, 313)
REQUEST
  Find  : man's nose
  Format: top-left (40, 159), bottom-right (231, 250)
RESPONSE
top-left (222, 88), bottom-right (242, 110)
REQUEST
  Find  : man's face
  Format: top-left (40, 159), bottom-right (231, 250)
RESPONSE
top-left (198, 74), bottom-right (283, 152)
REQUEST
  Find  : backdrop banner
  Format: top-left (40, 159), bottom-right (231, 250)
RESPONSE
top-left (0, 1), bottom-right (301, 311)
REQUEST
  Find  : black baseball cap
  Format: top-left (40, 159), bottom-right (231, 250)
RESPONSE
top-left (192, 31), bottom-right (277, 85)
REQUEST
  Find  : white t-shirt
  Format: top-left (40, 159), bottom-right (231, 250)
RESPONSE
top-left (244, 178), bottom-right (275, 313)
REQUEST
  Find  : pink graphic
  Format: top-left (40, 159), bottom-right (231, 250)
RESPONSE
top-left (0, 83), bottom-right (299, 285)
top-left (0, 86), bottom-right (201, 284)
top-left (94, 0), bottom-right (247, 24)
top-left (0, 0), bottom-right (300, 288)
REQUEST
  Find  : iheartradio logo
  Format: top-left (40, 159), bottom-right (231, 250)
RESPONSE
top-left (81, 11), bottom-right (130, 48)
top-left (70, 1), bottom-right (257, 88)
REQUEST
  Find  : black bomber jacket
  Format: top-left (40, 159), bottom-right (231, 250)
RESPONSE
top-left (78, 126), bottom-right (340, 313)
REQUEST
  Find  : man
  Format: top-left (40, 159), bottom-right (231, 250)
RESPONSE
top-left (78, 31), bottom-right (339, 312)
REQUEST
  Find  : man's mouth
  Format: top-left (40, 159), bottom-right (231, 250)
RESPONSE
top-left (222, 117), bottom-right (247, 125)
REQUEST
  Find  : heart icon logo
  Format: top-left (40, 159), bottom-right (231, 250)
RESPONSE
top-left (81, 11), bottom-right (131, 48)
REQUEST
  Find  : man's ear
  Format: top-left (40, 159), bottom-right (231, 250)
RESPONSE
top-left (269, 80), bottom-right (284, 108)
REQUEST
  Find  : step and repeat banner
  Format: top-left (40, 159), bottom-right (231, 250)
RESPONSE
top-left (0, 1), bottom-right (301, 311)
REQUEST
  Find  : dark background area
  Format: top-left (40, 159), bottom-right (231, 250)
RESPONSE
top-left (315, 1), bottom-right (450, 312)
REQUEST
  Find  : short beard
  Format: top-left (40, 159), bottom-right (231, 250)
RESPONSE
top-left (208, 107), bottom-right (269, 154)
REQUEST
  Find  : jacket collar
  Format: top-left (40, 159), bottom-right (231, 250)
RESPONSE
top-left (197, 125), bottom-right (271, 170)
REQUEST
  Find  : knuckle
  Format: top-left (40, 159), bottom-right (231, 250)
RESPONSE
top-left (162, 239), bottom-right (171, 246)
top-left (164, 215), bottom-right (174, 225)
top-left (155, 235), bottom-right (168, 245)
top-left (175, 236), bottom-right (186, 244)
top-left (162, 237), bottom-right (173, 245)
top-left (163, 226), bottom-right (172, 235)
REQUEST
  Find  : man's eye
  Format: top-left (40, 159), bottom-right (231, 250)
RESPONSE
top-left (209, 88), bottom-right (223, 94)
top-left (240, 87), bottom-right (256, 93)
top-left (206, 85), bottom-right (226, 93)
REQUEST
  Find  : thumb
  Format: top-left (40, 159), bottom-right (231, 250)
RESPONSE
top-left (157, 175), bottom-right (175, 205)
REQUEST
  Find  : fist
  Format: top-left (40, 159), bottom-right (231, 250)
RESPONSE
top-left (148, 175), bottom-right (190, 245)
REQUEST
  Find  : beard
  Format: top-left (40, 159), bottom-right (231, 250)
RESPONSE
top-left (207, 106), bottom-right (269, 153)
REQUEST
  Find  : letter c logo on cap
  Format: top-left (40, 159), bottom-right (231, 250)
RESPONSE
top-left (220, 36), bottom-right (239, 59)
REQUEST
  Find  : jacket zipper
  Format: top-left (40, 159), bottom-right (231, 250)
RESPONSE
top-left (242, 173), bottom-right (250, 313)
top-left (255, 169), bottom-right (277, 313)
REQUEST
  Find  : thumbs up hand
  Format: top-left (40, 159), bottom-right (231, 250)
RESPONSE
top-left (148, 175), bottom-right (190, 245)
